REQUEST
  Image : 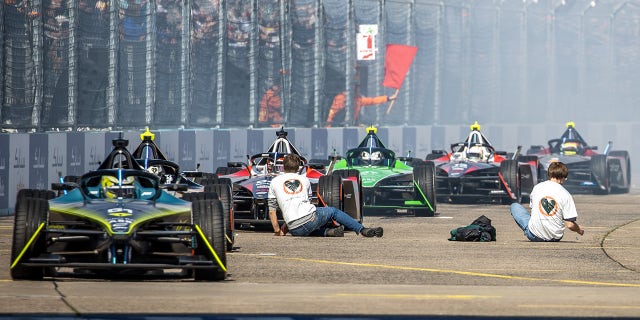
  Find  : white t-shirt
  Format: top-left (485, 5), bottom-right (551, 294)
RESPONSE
top-left (528, 180), bottom-right (578, 241)
top-left (268, 172), bottom-right (316, 227)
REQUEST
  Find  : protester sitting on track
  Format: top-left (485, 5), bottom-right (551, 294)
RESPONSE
top-left (268, 153), bottom-right (383, 237)
top-left (509, 161), bottom-right (584, 241)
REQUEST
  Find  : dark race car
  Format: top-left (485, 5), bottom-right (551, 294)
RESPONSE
top-left (328, 126), bottom-right (437, 217)
top-left (217, 128), bottom-right (363, 230)
top-left (526, 121), bottom-right (631, 194)
top-left (10, 138), bottom-right (227, 281)
top-left (130, 127), bottom-right (235, 251)
top-left (426, 122), bottom-right (539, 204)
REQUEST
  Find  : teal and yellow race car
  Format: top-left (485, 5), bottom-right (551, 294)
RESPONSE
top-left (328, 126), bottom-right (437, 217)
top-left (10, 138), bottom-right (227, 281)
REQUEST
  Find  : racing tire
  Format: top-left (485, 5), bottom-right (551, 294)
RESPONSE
top-left (192, 199), bottom-right (227, 281)
top-left (11, 196), bottom-right (48, 280)
top-left (16, 189), bottom-right (56, 201)
top-left (181, 191), bottom-right (219, 202)
top-left (413, 162), bottom-right (437, 217)
top-left (500, 160), bottom-right (521, 203)
top-left (203, 184), bottom-right (234, 252)
top-left (318, 175), bottom-right (342, 210)
top-left (608, 150), bottom-right (631, 194)
top-left (591, 155), bottom-right (610, 195)
top-left (410, 159), bottom-right (427, 167)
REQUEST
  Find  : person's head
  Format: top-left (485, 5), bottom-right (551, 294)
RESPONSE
top-left (271, 84), bottom-right (280, 91)
top-left (283, 154), bottom-right (302, 173)
top-left (547, 161), bottom-right (569, 181)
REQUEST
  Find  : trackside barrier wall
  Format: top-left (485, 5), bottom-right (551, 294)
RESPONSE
top-left (0, 123), bottom-right (637, 215)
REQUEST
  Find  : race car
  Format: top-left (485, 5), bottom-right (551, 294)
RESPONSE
top-left (131, 127), bottom-right (234, 251)
top-left (217, 128), bottom-right (363, 229)
top-left (10, 138), bottom-right (227, 281)
top-left (526, 121), bottom-right (631, 194)
top-left (328, 126), bottom-right (437, 217)
top-left (425, 121), bottom-right (539, 204)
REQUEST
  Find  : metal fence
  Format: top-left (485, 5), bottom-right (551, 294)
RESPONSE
top-left (1, 0), bottom-right (639, 131)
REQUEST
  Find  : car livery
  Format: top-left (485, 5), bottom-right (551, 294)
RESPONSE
top-left (329, 126), bottom-right (437, 217)
top-left (217, 128), bottom-right (363, 229)
top-left (526, 121), bottom-right (631, 194)
top-left (426, 121), bottom-right (539, 204)
top-left (10, 138), bottom-right (227, 281)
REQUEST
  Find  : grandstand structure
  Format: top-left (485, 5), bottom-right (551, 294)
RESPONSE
top-left (1, 0), bottom-right (639, 132)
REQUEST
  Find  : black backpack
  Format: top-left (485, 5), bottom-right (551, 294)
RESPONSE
top-left (448, 215), bottom-right (496, 242)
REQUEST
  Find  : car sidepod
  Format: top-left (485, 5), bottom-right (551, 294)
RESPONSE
top-left (319, 172), bottom-right (363, 223)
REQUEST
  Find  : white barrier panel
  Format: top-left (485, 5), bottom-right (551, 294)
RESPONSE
top-left (0, 123), bottom-right (637, 214)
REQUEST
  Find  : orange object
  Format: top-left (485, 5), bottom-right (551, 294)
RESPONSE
top-left (259, 86), bottom-right (283, 125)
top-left (326, 91), bottom-right (389, 126)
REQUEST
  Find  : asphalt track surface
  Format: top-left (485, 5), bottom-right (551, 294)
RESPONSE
top-left (1, 190), bottom-right (639, 320)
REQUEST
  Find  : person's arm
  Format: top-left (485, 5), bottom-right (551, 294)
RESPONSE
top-left (564, 220), bottom-right (584, 236)
top-left (268, 198), bottom-right (285, 236)
top-left (359, 95), bottom-right (391, 106)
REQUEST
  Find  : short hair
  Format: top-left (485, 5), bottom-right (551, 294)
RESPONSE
top-left (283, 154), bottom-right (301, 173)
top-left (547, 161), bottom-right (569, 180)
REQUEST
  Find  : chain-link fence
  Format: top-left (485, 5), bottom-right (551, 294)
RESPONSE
top-left (1, 0), bottom-right (639, 132)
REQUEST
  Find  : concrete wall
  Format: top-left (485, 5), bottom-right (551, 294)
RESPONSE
top-left (1, 122), bottom-right (637, 214)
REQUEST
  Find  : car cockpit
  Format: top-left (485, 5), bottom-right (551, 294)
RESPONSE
top-left (346, 126), bottom-right (396, 167)
top-left (98, 137), bottom-right (146, 171)
top-left (548, 121), bottom-right (591, 155)
top-left (250, 128), bottom-right (307, 176)
top-left (451, 121), bottom-right (494, 162)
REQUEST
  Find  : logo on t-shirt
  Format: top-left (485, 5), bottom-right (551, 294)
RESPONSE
top-left (283, 179), bottom-right (303, 194)
top-left (538, 196), bottom-right (558, 216)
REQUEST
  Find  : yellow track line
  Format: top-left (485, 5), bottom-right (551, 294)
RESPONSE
top-left (238, 253), bottom-right (640, 288)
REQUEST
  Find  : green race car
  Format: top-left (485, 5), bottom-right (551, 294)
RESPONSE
top-left (10, 138), bottom-right (227, 281)
top-left (329, 126), bottom-right (437, 216)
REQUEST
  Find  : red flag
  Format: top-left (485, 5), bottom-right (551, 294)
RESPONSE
top-left (382, 44), bottom-right (418, 89)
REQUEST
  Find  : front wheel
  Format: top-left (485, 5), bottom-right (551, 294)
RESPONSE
top-left (500, 160), bottom-right (521, 203)
top-left (192, 199), bottom-right (227, 281)
top-left (413, 162), bottom-right (437, 217)
top-left (317, 175), bottom-right (342, 210)
top-left (11, 196), bottom-right (48, 280)
top-left (591, 155), bottom-right (610, 195)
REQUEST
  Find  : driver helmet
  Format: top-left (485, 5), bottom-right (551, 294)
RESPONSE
top-left (466, 145), bottom-right (486, 162)
top-left (361, 151), bottom-right (382, 164)
top-left (560, 141), bottom-right (579, 155)
top-left (101, 175), bottom-right (136, 199)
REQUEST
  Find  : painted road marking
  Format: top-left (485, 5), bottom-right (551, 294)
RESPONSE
top-left (336, 293), bottom-right (499, 300)
top-left (238, 253), bottom-right (640, 288)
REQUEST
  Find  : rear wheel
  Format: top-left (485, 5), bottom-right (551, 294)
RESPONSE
top-left (204, 183), bottom-right (234, 251)
top-left (11, 196), bottom-right (48, 280)
top-left (591, 155), bottom-right (610, 195)
top-left (192, 199), bottom-right (227, 281)
top-left (413, 162), bottom-right (437, 217)
top-left (500, 160), bottom-right (521, 203)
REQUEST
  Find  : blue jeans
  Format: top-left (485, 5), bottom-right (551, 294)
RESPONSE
top-left (289, 207), bottom-right (364, 237)
top-left (509, 203), bottom-right (549, 242)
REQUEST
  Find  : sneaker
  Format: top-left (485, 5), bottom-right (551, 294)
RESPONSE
top-left (325, 225), bottom-right (345, 237)
top-left (360, 227), bottom-right (383, 237)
